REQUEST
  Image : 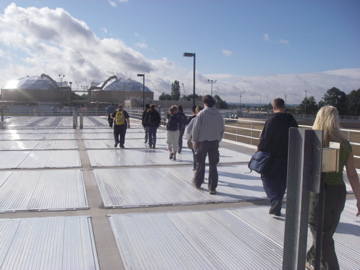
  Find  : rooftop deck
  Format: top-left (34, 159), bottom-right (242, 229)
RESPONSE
top-left (0, 116), bottom-right (359, 269)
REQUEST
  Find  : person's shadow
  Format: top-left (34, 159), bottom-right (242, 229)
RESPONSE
top-left (336, 221), bottom-right (360, 236)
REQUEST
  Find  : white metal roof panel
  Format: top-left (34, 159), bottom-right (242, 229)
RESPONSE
top-left (108, 200), bottom-right (360, 269)
top-left (0, 140), bottom-right (77, 150)
top-left (87, 148), bottom-right (250, 167)
top-left (0, 216), bottom-right (99, 269)
top-left (0, 150), bottom-right (81, 169)
top-left (94, 165), bottom-right (265, 208)
top-left (0, 170), bottom-right (88, 212)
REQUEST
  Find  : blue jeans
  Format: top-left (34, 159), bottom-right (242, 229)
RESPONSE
top-left (261, 159), bottom-right (287, 205)
top-left (148, 126), bottom-right (158, 147)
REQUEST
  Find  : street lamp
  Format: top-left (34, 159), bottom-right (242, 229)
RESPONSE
top-left (58, 74), bottom-right (65, 87)
top-left (304, 90), bottom-right (307, 115)
top-left (137, 74), bottom-right (145, 108)
top-left (239, 94), bottom-right (242, 109)
top-left (207, 79), bottom-right (217, 96)
top-left (183, 52), bottom-right (196, 108)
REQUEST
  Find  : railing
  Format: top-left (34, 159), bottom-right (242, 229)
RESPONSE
top-left (224, 118), bottom-right (360, 169)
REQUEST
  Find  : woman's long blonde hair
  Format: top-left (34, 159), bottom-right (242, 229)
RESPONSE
top-left (313, 106), bottom-right (346, 148)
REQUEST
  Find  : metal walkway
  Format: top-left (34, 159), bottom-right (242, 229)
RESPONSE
top-left (0, 116), bottom-right (359, 269)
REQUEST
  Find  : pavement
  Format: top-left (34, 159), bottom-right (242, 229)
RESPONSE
top-left (0, 116), bottom-right (359, 270)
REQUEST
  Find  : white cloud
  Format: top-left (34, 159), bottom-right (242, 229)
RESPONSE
top-left (0, 4), bottom-right (359, 104)
top-left (108, 0), bottom-right (117, 7)
top-left (279, 39), bottom-right (289, 44)
top-left (222, 49), bottom-right (233, 57)
top-left (135, 42), bottom-right (148, 49)
top-left (263, 34), bottom-right (270, 41)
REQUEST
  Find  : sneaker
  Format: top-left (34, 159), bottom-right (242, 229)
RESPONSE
top-left (120, 145), bottom-right (125, 149)
top-left (192, 179), bottom-right (201, 189)
top-left (169, 153), bottom-right (174, 159)
top-left (173, 156), bottom-right (176, 161)
top-left (114, 142), bottom-right (118, 148)
top-left (178, 149), bottom-right (181, 154)
top-left (209, 190), bottom-right (217, 195)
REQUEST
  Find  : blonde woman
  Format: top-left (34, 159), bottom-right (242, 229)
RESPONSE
top-left (306, 106), bottom-right (360, 270)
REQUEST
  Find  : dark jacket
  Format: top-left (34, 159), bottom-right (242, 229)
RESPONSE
top-left (257, 113), bottom-right (298, 160)
top-left (145, 109), bottom-right (161, 127)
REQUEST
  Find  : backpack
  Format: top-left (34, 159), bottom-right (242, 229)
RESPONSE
top-left (115, 110), bottom-right (125, 125)
top-left (166, 114), bottom-right (178, 131)
top-left (148, 111), bottom-right (158, 126)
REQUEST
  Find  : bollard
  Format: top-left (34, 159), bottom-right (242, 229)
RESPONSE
top-left (80, 112), bottom-right (83, 129)
top-left (73, 111), bottom-right (77, 129)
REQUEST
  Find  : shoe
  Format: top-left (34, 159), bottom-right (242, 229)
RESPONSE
top-left (120, 145), bottom-right (125, 149)
top-left (192, 179), bottom-right (201, 189)
top-left (152, 145), bottom-right (156, 149)
top-left (178, 149), bottom-right (181, 154)
top-left (173, 156), bottom-right (176, 161)
top-left (305, 261), bottom-right (314, 270)
top-left (269, 201), bottom-right (282, 216)
top-left (209, 190), bottom-right (217, 195)
top-left (114, 142), bottom-right (118, 148)
top-left (169, 153), bottom-right (174, 159)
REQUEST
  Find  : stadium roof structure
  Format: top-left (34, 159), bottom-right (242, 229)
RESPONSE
top-left (95, 75), bottom-right (152, 92)
top-left (3, 74), bottom-right (61, 90)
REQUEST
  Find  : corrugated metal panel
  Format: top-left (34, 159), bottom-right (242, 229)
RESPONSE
top-left (108, 201), bottom-right (360, 269)
top-left (0, 170), bottom-right (88, 212)
top-left (0, 150), bottom-right (81, 169)
top-left (88, 147), bottom-right (250, 167)
top-left (0, 216), bottom-right (99, 270)
top-left (94, 165), bottom-right (265, 208)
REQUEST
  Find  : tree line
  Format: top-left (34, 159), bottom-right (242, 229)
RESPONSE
top-left (299, 87), bottom-right (360, 115)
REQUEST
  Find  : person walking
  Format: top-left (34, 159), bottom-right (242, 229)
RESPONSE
top-left (177, 105), bottom-right (187, 154)
top-left (106, 103), bottom-right (116, 127)
top-left (305, 106), bottom-right (360, 270)
top-left (191, 95), bottom-right (224, 195)
top-left (166, 105), bottom-right (180, 160)
top-left (111, 104), bottom-right (130, 148)
top-left (257, 98), bottom-right (298, 216)
top-left (184, 105), bottom-right (203, 171)
top-left (144, 104), bottom-right (161, 149)
top-left (142, 104), bottom-right (150, 143)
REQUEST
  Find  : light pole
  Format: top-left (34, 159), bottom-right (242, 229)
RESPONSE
top-left (183, 52), bottom-right (196, 108)
top-left (239, 94), bottom-right (242, 109)
top-left (137, 74), bottom-right (145, 108)
top-left (69, 82), bottom-right (72, 105)
top-left (304, 90), bottom-right (307, 115)
top-left (58, 74), bottom-right (65, 87)
top-left (207, 79), bottom-right (217, 96)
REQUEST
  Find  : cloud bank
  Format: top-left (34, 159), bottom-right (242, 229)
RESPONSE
top-left (0, 4), bottom-right (359, 105)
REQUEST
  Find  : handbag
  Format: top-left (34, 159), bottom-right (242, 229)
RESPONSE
top-left (248, 151), bottom-right (272, 174)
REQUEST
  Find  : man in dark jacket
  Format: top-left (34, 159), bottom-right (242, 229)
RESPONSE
top-left (142, 104), bottom-right (150, 143)
top-left (257, 98), bottom-right (298, 216)
top-left (144, 104), bottom-right (161, 149)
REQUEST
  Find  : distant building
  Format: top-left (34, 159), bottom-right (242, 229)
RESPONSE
top-left (1, 74), bottom-right (70, 104)
top-left (88, 75), bottom-right (153, 106)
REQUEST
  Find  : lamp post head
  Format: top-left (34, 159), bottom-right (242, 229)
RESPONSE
top-left (137, 74), bottom-right (144, 77)
top-left (183, 52), bottom-right (195, 57)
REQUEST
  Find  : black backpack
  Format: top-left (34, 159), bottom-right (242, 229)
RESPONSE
top-left (166, 114), bottom-right (179, 131)
top-left (147, 111), bottom-right (158, 126)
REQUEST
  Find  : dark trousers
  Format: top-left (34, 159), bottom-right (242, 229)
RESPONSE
top-left (113, 124), bottom-right (127, 147)
top-left (306, 184), bottom-right (346, 270)
top-left (193, 140), bottom-right (220, 190)
top-left (148, 126), bottom-right (158, 147)
top-left (108, 115), bottom-right (113, 127)
top-left (144, 126), bottom-right (148, 142)
top-left (178, 127), bottom-right (185, 151)
top-left (261, 159), bottom-right (287, 206)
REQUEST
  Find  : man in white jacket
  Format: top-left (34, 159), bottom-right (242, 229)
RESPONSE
top-left (191, 95), bottom-right (224, 194)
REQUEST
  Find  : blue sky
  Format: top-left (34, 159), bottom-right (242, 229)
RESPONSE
top-left (0, 0), bottom-right (359, 104)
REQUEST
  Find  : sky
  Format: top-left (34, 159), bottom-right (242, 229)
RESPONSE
top-left (0, 0), bottom-right (359, 105)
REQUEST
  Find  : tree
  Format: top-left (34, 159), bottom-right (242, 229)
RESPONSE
top-left (171, 80), bottom-right (180, 101)
top-left (346, 88), bottom-right (360, 115)
top-left (159, 92), bottom-right (172, 100)
top-left (299, 96), bottom-right (318, 114)
top-left (214, 95), bottom-right (229, 109)
top-left (321, 87), bottom-right (347, 115)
